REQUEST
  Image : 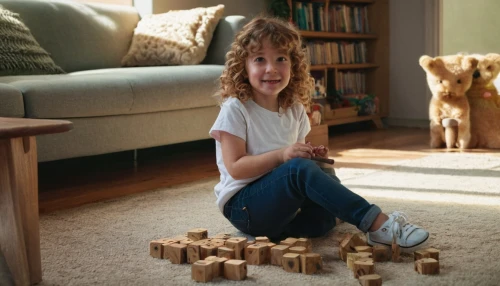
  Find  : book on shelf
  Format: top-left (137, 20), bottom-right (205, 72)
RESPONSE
top-left (293, 2), bottom-right (370, 33)
top-left (305, 41), bottom-right (367, 65)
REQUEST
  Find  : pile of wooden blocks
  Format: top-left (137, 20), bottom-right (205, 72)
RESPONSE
top-left (149, 228), bottom-right (323, 283)
top-left (338, 232), bottom-right (441, 285)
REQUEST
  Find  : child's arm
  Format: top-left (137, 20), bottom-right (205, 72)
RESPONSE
top-left (220, 131), bottom-right (314, 180)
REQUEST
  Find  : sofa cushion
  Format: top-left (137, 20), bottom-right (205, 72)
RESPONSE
top-left (0, 65), bottom-right (223, 119)
top-left (0, 83), bottom-right (24, 117)
top-left (121, 5), bottom-right (225, 67)
top-left (0, 5), bottom-right (64, 76)
top-left (0, 0), bottom-right (140, 73)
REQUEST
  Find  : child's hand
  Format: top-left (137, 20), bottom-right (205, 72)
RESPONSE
top-left (307, 142), bottom-right (329, 158)
top-left (282, 143), bottom-right (313, 162)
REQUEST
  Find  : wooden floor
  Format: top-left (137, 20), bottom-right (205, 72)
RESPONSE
top-left (37, 124), bottom-right (500, 214)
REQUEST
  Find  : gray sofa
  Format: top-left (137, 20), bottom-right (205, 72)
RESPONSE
top-left (0, 0), bottom-right (246, 162)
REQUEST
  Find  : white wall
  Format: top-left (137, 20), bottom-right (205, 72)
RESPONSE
top-left (387, 0), bottom-right (429, 127)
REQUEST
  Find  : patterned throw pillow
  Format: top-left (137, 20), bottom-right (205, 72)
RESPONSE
top-left (0, 6), bottom-right (65, 75)
top-left (121, 5), bottom-right (225, 67)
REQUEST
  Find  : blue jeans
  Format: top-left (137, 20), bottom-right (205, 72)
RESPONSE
top-left (223, 158), bottom-right (381, 240)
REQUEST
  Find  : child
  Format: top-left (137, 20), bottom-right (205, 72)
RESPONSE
top-left (209, 16), bottom-right (429, 251)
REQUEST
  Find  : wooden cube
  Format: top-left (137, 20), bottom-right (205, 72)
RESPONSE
top-left (414, 249), bottom-right (431, 262)
top-left (205, 256), bottom-right (228, 277)
top-left (187, 239), bottom-right (210, 264)
top-left (280, 237), bottom-right (298, 247)
top-left (187, 228), bottom-right (208, 241)
top-left (271, 245), bottom-right (290, 266)
top-left (149, 239), bottom-right (178, 259)
top-left (353, 260), bottom-right (374, 279)
top-left (225, 237), bottom-right (248, 260)
top-left (178, 238), bottom-right (194, 245)
top-left (355, 246), bottom-right (372, 253)
top-left (191, 260), bottom-right (214, 282)
top-left (217, 246), bottom-right (235, 259)
top-left (424, 248), bottom-right (440, 261)
top-left (245, 243), bottom-right (269, 265)
top-left (415, 258), bottom-right (439, 275)
top-left (300, 253), bottom-right (322, 275)
top-left (246, 240), bottom-right (255, 248)
top-left (224, 260), bottom-right (247, 281)
top-left (282, 253), bottom-right (300, 273)
top-left (296, 238), bottom-right (313, 252)
top-left (359, 274), bottom-right (382, 286)
top-left (372, 245), bottom-right (390, 262)
top-left (346, 252), bottom-right (372, 270)
top-left (166, 243), bottom-right (187, 264)
top-left (200, 244), bottom-right (218, 260)
top-left (255, 236), bottom-right (270, 243)
top-left (289, 246), bottom-right (307, 254)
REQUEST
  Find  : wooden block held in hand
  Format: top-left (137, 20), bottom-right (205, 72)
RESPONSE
top-left (188, 228), bottom-right (208, 241)
top-left (191, 260), bottom-right (214, 282)
top-left (224, 260), bottom-right (247, 281)
top-left (415, 258), bottom-right (439, 275)
top-left (358, 274), bottom-right (382, 286)
top-left (282, 253), bottom-right (301, 273)
top-left (300, 253), bottom-right (322, 275)
top-left (166, 243), bottom-right (187, 264)
top-left (270, 245), bottom-right (290, 266)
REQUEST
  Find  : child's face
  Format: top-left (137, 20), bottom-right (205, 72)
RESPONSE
top-left (245, 38), bottom-right (291, 101)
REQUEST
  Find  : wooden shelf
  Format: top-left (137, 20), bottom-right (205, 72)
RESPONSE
top-left (299, 30), bottom-right (377, 39)
top-left (310, 63), bottom-right (378, 70)
top-left (323, 114), bottom-right (381, 126)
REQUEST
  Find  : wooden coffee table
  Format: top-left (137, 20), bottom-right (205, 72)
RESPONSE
top-left (0, 117), bottom-right (73, 285)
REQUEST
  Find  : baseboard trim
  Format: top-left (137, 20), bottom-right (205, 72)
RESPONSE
top-left (384, 118), bottom-right (430, 129)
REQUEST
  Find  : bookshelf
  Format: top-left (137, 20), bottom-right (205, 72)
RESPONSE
top-left (286, 0), bottom-right (389, 128)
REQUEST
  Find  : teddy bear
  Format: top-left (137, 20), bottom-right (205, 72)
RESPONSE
top-left (419, 54), bottom-right (478, 149)
top-left (466, 53), bottom-right (500, 148)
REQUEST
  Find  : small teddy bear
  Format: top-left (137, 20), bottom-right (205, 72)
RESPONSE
top-left (466, 53), bottom-right (500, 148)
top-left (419, 54), bottom-right (478, 149)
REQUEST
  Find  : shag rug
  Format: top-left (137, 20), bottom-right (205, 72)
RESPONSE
top-left (38, 153), bottom-right (500, 285)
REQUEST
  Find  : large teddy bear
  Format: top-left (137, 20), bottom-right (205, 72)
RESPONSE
top-left (419, 54), bottom-right (478, 149)
top-left (466, 53), bottom-right (500, 148)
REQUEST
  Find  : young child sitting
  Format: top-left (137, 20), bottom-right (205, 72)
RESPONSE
top-left (209, 16), bottom-right (429, 251)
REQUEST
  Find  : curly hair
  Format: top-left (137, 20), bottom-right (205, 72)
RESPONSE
top-left (218, 16), bottom-right (313, 110)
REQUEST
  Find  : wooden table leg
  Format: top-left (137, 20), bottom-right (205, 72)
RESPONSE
top-left (0, 137), bottom-right (42, 285)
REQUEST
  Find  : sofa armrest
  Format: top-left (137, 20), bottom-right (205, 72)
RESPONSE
top-left (203, 16), bottom-right (248, 65)
top-left (0, 83), bottom-right (24, 118)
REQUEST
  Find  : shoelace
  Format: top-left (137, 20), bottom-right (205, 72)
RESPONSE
top-left (390, 211), bottom-right (409, 243)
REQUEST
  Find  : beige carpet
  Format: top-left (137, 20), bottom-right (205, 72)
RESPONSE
top-left (38, 153), bottom-right (500, 286)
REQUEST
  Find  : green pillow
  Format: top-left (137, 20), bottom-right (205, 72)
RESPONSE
top-left (0, 6), bottom-right (65, 76)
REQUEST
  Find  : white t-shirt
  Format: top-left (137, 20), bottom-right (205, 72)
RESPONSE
top-left (209, 97), bottom-right (311, 213)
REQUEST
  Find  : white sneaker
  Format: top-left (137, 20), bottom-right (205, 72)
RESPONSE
top-left (367, 211), bottom-right (429, 252)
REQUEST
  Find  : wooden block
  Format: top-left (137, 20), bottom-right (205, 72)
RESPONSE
top-left (282, 253), bottom-right (301, 273)
top-left (391, 242), bottom-right (401, 262)
top-left (246, 240), bottom-right (255, 248)
top-left (255, 236), bottom-right (270, 243)
top-left (299, 253), bottom-right (322, 275)
top-left (212, 233), bottom-right (231, 240)
top-left (245, 243), bottom-right (269, 265)
top-left (191, 260), bottom-right (214, 282)
top-left (205, 256), bottom-right (228, 277)
top-left (179, 238), bottom-right (194, 245)
top-left (346, 252), bottom-right (372, 270)
top-left (166, 243), bottom-right (187, 264)
top-left (224, 259), bottom-right (247, 281)
top-left (149, 239), bottom-right (177, 259)
top-left (415, 258), bottom-right (439, 275)
top-left (339, 233), bottom-right (366, 262)
top-left (296, 238), bottom-right (313, 252)
top-left (359, 274), bottom-right (382, 286)
top-left (225, 237), bottom-right (248, 260)
top-left (280, 237), bottom-right (298, 247)
top-left (187, 228), bottom-right (208, 241)
top-left (414, 250), bottom-right (431, 262)
top-left (270, 245), bottom-right (290, 266)
top-left (424, 248), bottom-right (440, 261)
top-left (289, 246), bottom-right (307, 254)
top-left (355, 246), bottom-right (372, 253)
top-left (353, 260), bottom-right (374, 279)
top-left (217, 247), bottom-right (235, 259)
top-left (187, 239), bottom-right (211, 264)
top-left (372, 245), bottom-right (390, 262)
top-left (200, 244), bottom-right (218, 260)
